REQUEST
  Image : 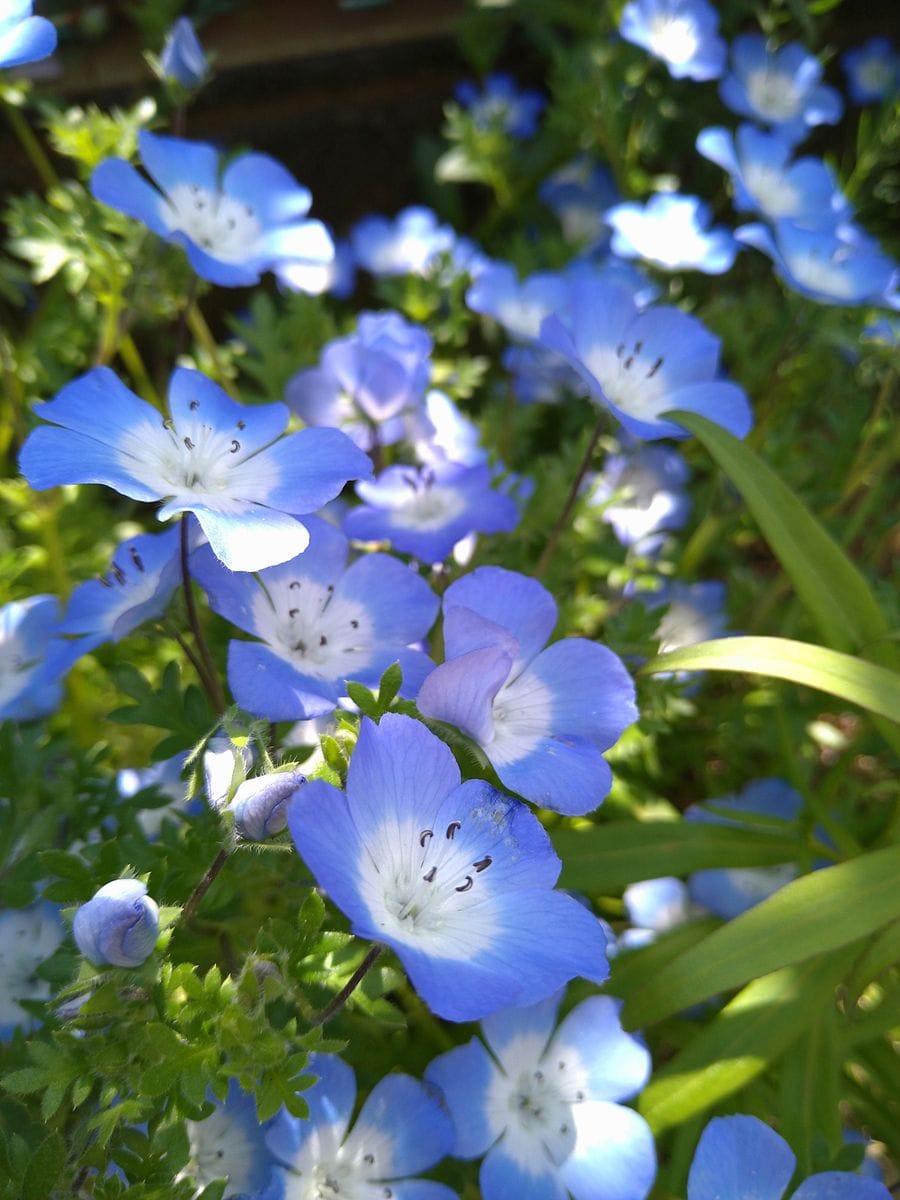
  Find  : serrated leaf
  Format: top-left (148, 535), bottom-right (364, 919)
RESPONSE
top-left (2, 1068), bottom-right (50, 1095)
top-left (40, 1079), bottom-right (68, 1122)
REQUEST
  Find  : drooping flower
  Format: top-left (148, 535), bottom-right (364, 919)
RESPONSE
top-left (91, 130), bottom-right (333, 287)
top-left (184, 1081), bottom-right (278, 1198)
top-left (426, 993), bottom-right (656, 1200)
top-left (287, 713), bottom-right (610, 1021)
top-left (19, 366), bottom-right (373, 573)
top-left (588, 442), bottom-right (692, 552)
top-left (72, 879), bottom-right (160, 968)
top-left (539, 155), bottom-right (619, 249)
top-left (0, 595), bottom-right (83, 721)
top-left (843, 38), bottom-right (899, 105)
top-left (619, 0), bottom-right (726, 82)
top-left (230, 770), bottom-right (306, 841)
top-left (351, 206), bottom-right (456, 277)
top-left (605, 193), bottom-right (738, 274)
top-left (59, 527), bottom-right (182, 653)
top-left (537, 281), bottom-right (753, 440)
top-left (0, 0), bottom-right (56, 70)
top-left (736, 220), bottom-right (900, 308)
top-left (267, 1053), bottom-right (456, 1199)
top-left (418, 567), bottom-right (637, 816)
top-left (344, 461), bottom-right (519, 564)
top-left (0, 903), bottom-right (64, 1039)
top-left (687, 1115), bottom-right (891, 1200)
top-left (286, 310), bottom-right (433, 452)
top-left (696, 125), bottom-right (851, 230)
top-left (719, 35), bottom-right (843, 145)
top-left (191, 516), bottom-right (438, 720)
top-left (159, 16), bottom-right (207, 88)
top-left (454, 72), bottom-right (545, 138)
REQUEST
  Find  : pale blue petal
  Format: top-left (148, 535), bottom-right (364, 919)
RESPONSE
top-left (190, 543), bottom-right (263, 635)
top-left (384, 1182), bottom-right (459, 1200)
top-left (0, 12), bottom-right (56, 68)
top-left (19, 426), bottom-right (161, 500)
top-left (180, 237), bottom-right (262, 287)
top-left (424, 1038), bottom-right (498, 1159)
top-left (559, 1101), bottom-right (656, 1200)
top-left (687, 1115), bottom-right (795, 1200)
top-left (90, 158), bottom-right (169, 235)
top-left (480, 993), bottom-right (563, 1072)
top-left (184, 502), bottom-right (311, 573)
top-left (347, 1073), bottom-right (453, 1176)
top-left (259, 427), bottom-right (373, 513)
top-left (221, 153), bottom-right (312, 225)
top-left (336, 553), bottom-right (438, 645)
top-left (442, 567), bottom-right (557, 671)
top-left (480, 1142), bottom-right (566, 1200)
top-left (287, 781), bottom-right (371, 924)
top-left (526, 639), bottom-right (637, 750)
top-left (662, 381), bottom-right (754, 439)
top-left (138, 129), bottom-right (219, 195)
top-left (168, 369), bottom-right (288, 454)
top-left (417, 646), bottom-right (513, 744)
top-left (228, 641), bottom-right (337, 721)
top-left (266, 1053), bottom-right (356, 1166)
top-left (792, 1174), bottom-right (892, 1200)
top-left (440, 604), bottom-right (520, 665)
top-left (549, 997), bottom-right (650, 1103)
top-left (494, 734), bottom-right (614, 817)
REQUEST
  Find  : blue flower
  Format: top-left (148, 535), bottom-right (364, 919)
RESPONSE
top-left (454, 72), bottom-right (545, 138)
top-left (286, 310), bottom-right (433, 452)
top-left (19, 366), bottom-right (373, 573)
top-left (413, 389), bottom-right (487, 467)
top-left (117, 751), bottom-right (193, 839)
top-left (719, 35), bottom-right (843, 145)
top-left (159, 16), bottom-right (207, 88)
top-left (418, 566), bottom-right (637, 816)
top-left (621, 877), bottom-right (693, 949)
top-left (73, 879), bottom-right (160, 968)
top-left (589, 443), bottom-right (692, 552)
top-left (344, 461), bottom-right (518, 564)
top-left (91, 130), bottom-right (333, 287)
top-left (539, 156), bottom-right (619, 249)
top-left (696, 124), bottom-right (851, 230)
top-left (538, 282), bottom-right (753, 440)
top-left (605, 194), bottom-right (738, 274)
top-left (649, 580), bottom-right (729, 653)
top-left (287, 714), bottom-right (610, 1021)
top-left (267, 1053), bottom-right (456, 1199)
top-left (843, 38), bottom-right (899, 105)
top-left (0, 1), bottom-right (56, 70)
top-left (736, 220), bottom-right (900, 308)
top-left (59, 527), bottom-right (182, 653)
top-left (351, 206), bottom-right (456, 277)
top-left (276, 232), bottom-right (357, 298)
top-left (687, 1115), bottom-right (891, 1200)
top-left (426, 993), bottom-right (656, 1200)
top-left (0, 595), bottom-right (84, 721)
top-left (184, 1081), bottom-right (278, 1198)
top-left (230, 770), bottom-right (306, 841)
top-left (619, 0), bottom-right (725, 82)
top-left (203, 732), bottom-right (255, 811)
top-left (191, 516), bottom-right (438, 720)
top-left (686, 779), bottom-right (803, 920)
top-left (0, 903), bottom-right (64, 1039)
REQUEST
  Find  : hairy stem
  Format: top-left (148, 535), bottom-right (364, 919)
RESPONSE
top-left (180, 516), bottom-right (227, 713)
top-left (535, 412), bottom-right (605, 578)
top-left (310, 945), bottom-right (383, 1027)
top-left (181, 848), bottom-right (229, 926)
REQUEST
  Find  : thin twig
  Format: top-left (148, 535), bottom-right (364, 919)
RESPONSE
top-left (535, 412), bottom-right (606, 578)
top-left (181, 848), bottom-right (229, 926)
top-left (309, 945), bottom-right (383, 1027)
top-left (180, 516), bottom-right (227, 713)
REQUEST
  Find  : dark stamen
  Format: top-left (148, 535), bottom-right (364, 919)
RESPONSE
top-left (455, 875), bottom-right (473, 893)
top-left (288, 608), bottom-right (299, 618)
top-left (350, 619), bottom-right (359, 629)
top-left (423, 866), bottom-right (437, 883)
top-left (446, 821), bottom-right (461, 840)
top-left (111, 563), bottom-right (126, 585)
top-left (534, 1069), bottom-right (544, 1082)
top-left (237, 420), bottom-right (246, 431)
top-left (647, 356), bottom-right (664, 378)
top-left (294, 640), bottom-right (307, 653)
top-left (419, 829), bottom-right (433, 847)
top-left (230, 439), bottom-right (241, 453)
top-left (162, 417), bottom-right (174, 429)
top-left (319, 635), bottom-right (328, 647)
top-left (130, 546), bottom-right (144, 571)
top-left (183, 436), bottom-right (195, 450)
top-left (363, 1154), bottom-right (374, 1166)
top-left (558, 1060), bottom-right (566, 1070)
top-left (624, 355), bottom-right (635, 370)
top-left (576, 1090), bottom-right (584, 1101)
top-left (634, 339), bottom-right (643, 353)
top-left (189, 399), bottom-right (200, 410)
top-left (98, 575), bottom-right (112, 588)
top-left (289, 580), bottom-right (301, 589)
top-left (474, 855), bottom-right (492, 873)
top-left (227, 218), bottom-right (236, 230)
top-left (560, 1123), bottom-right (569, 1135)
top-left (616, 342), bottom-right (625, 357)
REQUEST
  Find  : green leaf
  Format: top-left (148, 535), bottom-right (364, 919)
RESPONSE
top-left (344, 681), bottom-right (379, 719)
top-left (779, 1003), bottom-right (842, 1174)
top-left (22, 1131), bottom-right (66, 1200)
top-left (554, 819), bottom-right (800, 893)
top-left (607, 918), bottom-right (721, 999)
top-left (641, 636), bottom-right (900, 724)
top-left (377, 661), bottom-right (403, 712)
top-left (622, 842), bottom-right (900, 1028)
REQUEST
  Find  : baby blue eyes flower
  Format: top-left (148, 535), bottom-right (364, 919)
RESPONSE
top-left (454, 72), bottom-right (545, 138)
top-left (538, 281), bottom-right (753, 441)
top-left (0, 0), bottom-right (56, 70)
top-left (0, 903), bottom-right (64, 1039)
top-left (417, 566), bottom-right (637, 817)
top-left (687, 1115), bottom-right (891, 1200)
top-left (605, 194), bottom-right (738, 275)
top-left (843, 38), bottom-right (899, 105)
top-left (230, 770), bottom-right (306, 841)
top-left (19, 365), bottom-right (373, 573)
top-left (621, 877), bottom-right (693, 949)
top-left (91, 130), bottom-right (334, 288)
top-left (351, 206), bottom-right (456, 277)
top-left (287, 714), bottom-right (610, 1022)
top-left (344, 462), bottom-right (519, 564)
top-left (589, 443), bottom-right (692, 552)
top-left (192, 516), bottom-right (438, 720)
top-left (696, 125), bottom-right (851, 231)
top-left (649, 579), bottom-right (729, 654)
top-left (185, 1081), bottom-right (278, 1198)
top-left (267, 1053), bottom-right (455, 1200)
top-left (0, 595), bottom-right (82, 721)
top-left (719, 35), bottom-right (843, 145)
top-left (425, 993), bottom-right (656, 1200)
top-left (619, 0), bottom-right (725, 82)
top-left (539, 155), bottom-right (619, 249)
top-left (159, 16), bottom-right (207, 88)
top-left (73, 879), bottom-right (160, 968)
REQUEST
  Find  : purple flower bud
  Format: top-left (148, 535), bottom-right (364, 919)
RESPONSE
top-left (159, 17), bottom-right (207, 88)
top-left (231, 771), bottom-right (305, 841)
top-left (72, 880), bottom-right (159, 968)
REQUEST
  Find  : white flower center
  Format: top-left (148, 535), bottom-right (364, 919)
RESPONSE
top-left (0, 909), bottom-right (62, 1029)
top-left (741, 161), bottom-right (801, 217)
top-left (488, 672), bottom-right (552, 765)
top-left (657, 599), bottom-right (715, 652)
top-left (648, 15), bottom-right (699, 65)
top-left (745, 68), bottom-right (801, 122)
top-left (162, 184), bottom-right (263, 263)
top-left (583, 334), bottom-right (669, 421)
top-left (185, 1107), bottom-right (261, 1193)
top-left (252, 578), bottom-right (373, 683)
top-left (388, 472), bottom-right (468, 532)
top-left (0, 634), bottom-right (35, 712)
top-left (786, 243), bottom-right (860, 300)
top-left (857, 58), bottom-right (891, 93)
top-left (283, 1127), bottom-right (397, 1200)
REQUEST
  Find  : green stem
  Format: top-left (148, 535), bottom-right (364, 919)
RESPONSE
top-left (310, 945), bottom-right (382, 1028)
top-left (119, 333), bottom-right (161, 408)
top-left (2, 96), bottom-right (58, 191)
top-left (181, 848), bottom-right (230, 925)
top-left (180, 516), bottom-right (227, 714)
top-left (187, 301), bottom-right (234, 393)
top-left (535, 412), bottom-right (606, 578)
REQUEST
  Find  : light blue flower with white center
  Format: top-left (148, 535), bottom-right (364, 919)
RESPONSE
top-left (0, 0), bottom-right (56, 69)
top-left (276, 231), bottom-right (356, 298)
top-left (539, 156), bottom-right (619, 249)
top-left (267, 1053), bottom-right (456, 1200)
top-left (0, 595), bottom-right (84, 721)
top-left (59, 527), bottom-right (181, 653)
top-left (19, 366), bottom-right (373, 573)
top-left (159, 16), bottom-right (207, 88)
top-left (605, 194), bottom-right (737, 274)
top-left (736, 220), bottom-right (900, 308)
top-left (351, 205), bottom-right (456, 277)
top-left (91, 130), bottom-right (333, 288)
top-left (230, 770), bottom-right (305, 841)
top-left (538, 281), bottom-right (752, 441)
top-left (621, 877), bottom-right (693, 950)
top-left (620, 0), bottom-right (725, 81)
top-left (454, 72), bottom-right (545, 138)
top-left (648, 579), bottom-right (729, 654)
top-left (719, 35), bottom-right (843, 146)
top-left (0, 903), bottom-right (64, 1039)
top-left (589, 443), bottom-right (691, 552)
top-left (843, 38), bottom-right (899, 105)
top-left (192, 515), bottom-right (438, 721)
top-left (185, 1081), bottom-right (278, 1199)
top-left (418, 567), bottom-right (637, 817)
top-left (286, 310), bottom-right (433, 453)
top-left (686, 778), bottom-right (803, 920)
top-left (73, 879), bottom-right (159, 968)
top-left (413, 389), bottom-right (487, 467)
top-left (426, 993), bottom-right (656, 1200)
top-left (687, 1115), bottom-right (891, 1200)
top-left (288, 714), bottom-right (610, 1021)
top-left (344, 461), bottom-right (518, 564)
top-left (696, 124), bottom-right (851, 231)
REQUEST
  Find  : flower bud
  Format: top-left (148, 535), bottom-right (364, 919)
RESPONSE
top-left (231, 771), bottom-right (305, 841)
top-left (159, 17), bottom-right (207, 89)
top-left (73, 880), bottom-right (159, 968)
top-left (203, 733), bottom-right (254, 811)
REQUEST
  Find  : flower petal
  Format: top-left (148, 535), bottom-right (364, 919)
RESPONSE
top-left (90, 158), bottom-right (169, 235)
top-left (480, 1141), bottom-right (567, 1200)
top-left (265, 1053), bottom-right (356, 1167)
top-left (687, 1115), bottom-right (795, 1200)
top-left (417, 645), bottom-right (514, 744)
top-left (424, 1037), bottom-right (499, 1159)
top-left (442, 566), bottom-right (557, 671)
top-left (227, 640), bottom-right (337, 720)
top-left (525, 638), bottom-right (638, 749)
top-left (346, 1073), bottom-right (453, 1178)
top-left (184, 502), bottom-right (310, 573)
top-left (549, 997), bottom-right (651, 1104)
top-left (558, 1100), bottom-right (657, 1200)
